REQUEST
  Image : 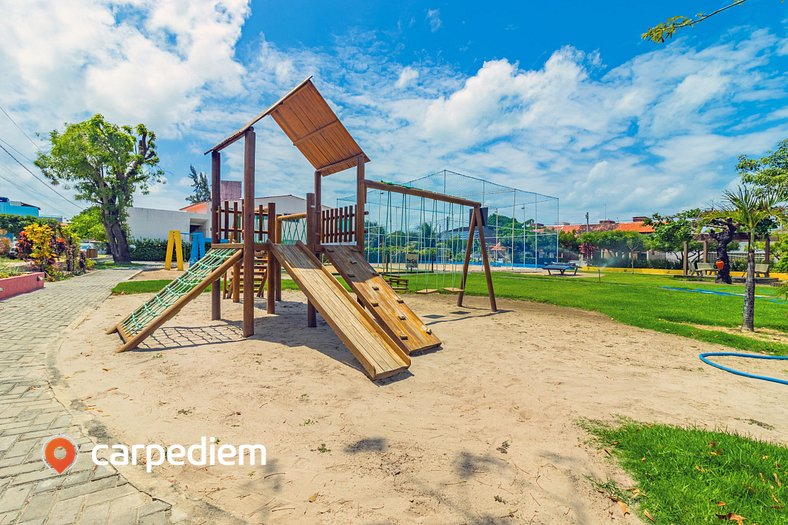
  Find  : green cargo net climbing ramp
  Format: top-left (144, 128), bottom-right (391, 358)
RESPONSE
top-left (114, 247), bottom-right (244, 352)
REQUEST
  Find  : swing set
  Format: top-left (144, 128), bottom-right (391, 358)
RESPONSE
top-left (361, 180), bottom-right (497, 310)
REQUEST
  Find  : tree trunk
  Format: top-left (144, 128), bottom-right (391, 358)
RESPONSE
top-left (108, 221), bottom-right (131, 263)
top-left (764, 235), bottom-right (771, 277)
top-left (710, 219), bottom-right (735, 284)
top-left (742, 241), bottom-right (756, 331)
top-left (101, 211), bottom-right (131, 264)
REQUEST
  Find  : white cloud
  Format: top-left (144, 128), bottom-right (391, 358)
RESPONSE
top-left (1, 3), bottom-right (785, 224)
top-left (426, 9), bottom-right (442, 32)
top-left (0, 0), bottom-right (249, 137)
top-left (396, 67), bottom-right (419, 89)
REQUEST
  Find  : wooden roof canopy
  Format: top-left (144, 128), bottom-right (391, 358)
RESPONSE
top-left (205, 77), bottom-right (370, 176)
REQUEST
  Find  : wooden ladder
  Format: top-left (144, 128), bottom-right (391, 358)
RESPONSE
top-left (224, 250), bottom-right (269, 300)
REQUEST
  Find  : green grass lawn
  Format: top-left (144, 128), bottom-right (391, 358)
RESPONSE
top-left (112, 269), bottom-right (787, 354)
top-left (588, 420), bottom-right (787, 525)
top-left (406, 271), bottom-right (788, 355)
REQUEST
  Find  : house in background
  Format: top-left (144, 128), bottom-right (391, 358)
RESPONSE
top-left (0, 197), bottom-right (40, 218)
top-left (126, 185), bottom-right (321, 242)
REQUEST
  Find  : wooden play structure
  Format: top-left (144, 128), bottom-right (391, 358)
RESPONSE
top-left (111, 77), bottom-right (497, 380)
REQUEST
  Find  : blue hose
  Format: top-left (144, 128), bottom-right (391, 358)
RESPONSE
top-left (699, 352), bottom-right (788, 385)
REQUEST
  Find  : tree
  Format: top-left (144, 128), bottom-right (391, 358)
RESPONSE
top-left (705, 217), bottom-right (737, 284)
top-left (643, 209), bottom-right (702, 269)
top-left (642, 0), bottom-right (748, 43)
top-left (68, 207), bottom-right (107, 242)
top-left (737, 138), bottom-right (788, 191)
top-left (558, 230), bottom-right (579, 258)
top-left (709, 185), bottom-right (786, 331)
top-left (35, 114), bottom-right (162, 263)
top-left (186, 165), bottom-right (210, 204)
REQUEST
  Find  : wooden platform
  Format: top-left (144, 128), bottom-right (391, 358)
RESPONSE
top-left (269, 242), bottom-right (410, 380)
top-left (323, 245), bottom-right (442, 354)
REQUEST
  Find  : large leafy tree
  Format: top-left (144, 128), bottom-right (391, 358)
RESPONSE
top-left (68, 206), bottom-right (107, 242)
top-left (643, 209), bottom-right (702, 269)
top-left (708, 185), bottom-right (786, 331)
top-left (35, 114), bottom-right (162, 263)
top-left (736, 138), bottom-right (788, 191)
top-left (186, 165), bottom-right (210, 204)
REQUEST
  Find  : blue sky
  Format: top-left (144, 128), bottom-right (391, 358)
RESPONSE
top-left (0, 0), bottom-right (786, 224)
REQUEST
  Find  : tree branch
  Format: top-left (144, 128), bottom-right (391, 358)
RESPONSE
top-left (643, 0), bottom-right (748, 43)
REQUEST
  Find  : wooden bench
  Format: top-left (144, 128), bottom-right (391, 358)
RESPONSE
top-left (691, 262), bottom-right (716, 277)
top-left (544, 263), bottom-right (578, 276)
top-left (754, 263), bottom-right (770, 277)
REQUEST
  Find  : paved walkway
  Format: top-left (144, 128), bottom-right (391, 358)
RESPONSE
top-left (0, 269), bottom-right (173, 525)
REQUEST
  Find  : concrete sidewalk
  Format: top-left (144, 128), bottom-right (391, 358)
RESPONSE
top-left (0, 269), bottom-right (173, 525)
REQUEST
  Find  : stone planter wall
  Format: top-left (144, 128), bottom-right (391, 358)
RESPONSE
top-left (0, 272), bottom-right (45, 300)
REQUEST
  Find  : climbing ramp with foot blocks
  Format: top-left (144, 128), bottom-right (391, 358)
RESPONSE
top-left (323, 245), bottom-right (441, 354)
top-left (113, 248), bottom-right (243, 352)
top-left (269, 242), bottom-right (411, 380)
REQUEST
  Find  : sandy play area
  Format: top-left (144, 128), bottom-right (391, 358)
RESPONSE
top-left (51, 280), bottom-right (787, 524)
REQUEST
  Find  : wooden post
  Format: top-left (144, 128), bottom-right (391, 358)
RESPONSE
top-left (211, 151), bottom-right (222, 320)
top-left (682, 240), bottom-right (689, 276)
top-left (356, 156), bottom-right (365, 251)
top-left (306, 192), bottom-right (317, 327)
top-left (267, 202), bottom-right (277, 314)
top-left (314, 170), bottom-right (322, 247)
top-left (457, 209), bottom-right (477, 308)
top-left (702, 238), bottom-right (709, 264)
top-left (242, 129), bottom-right (256, 337)
top-left (474, 206), bottom-right (497, 312)
top-left (275, 216), bottom-right (282, 301)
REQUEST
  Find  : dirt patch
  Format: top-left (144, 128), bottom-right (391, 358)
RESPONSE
top-left (53, 291), bottom-right (787, 524)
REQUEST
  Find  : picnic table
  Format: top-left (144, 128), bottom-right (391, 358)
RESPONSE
top-left (543, 263), bottom-right (578, 276)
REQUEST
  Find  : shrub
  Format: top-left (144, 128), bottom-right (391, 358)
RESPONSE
top-left (0, 237), bottom-right (11, 256)
top-left (19, 223), bottom-right (56, 273)
top-left (129, 238), bottom-right (193, 262)
top-left (0, 261), bottom-right (20, 279)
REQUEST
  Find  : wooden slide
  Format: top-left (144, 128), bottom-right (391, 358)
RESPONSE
top-left (269, 242), bottom-right (411, 380)
top-left (323, 246), bottom-right (441, 354)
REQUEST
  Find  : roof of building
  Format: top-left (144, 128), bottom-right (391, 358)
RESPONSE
top-left (550, 220), bottom-right (654, 234)
top-left (206, 78), bottom-right (369, 177)
top-left (0, 197), bottom-right (40, 209)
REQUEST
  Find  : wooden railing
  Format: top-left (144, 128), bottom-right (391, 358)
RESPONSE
top-left (213, 201), bottom-right (270, 242)
top-left (321, 205), bottom-right (356, 244)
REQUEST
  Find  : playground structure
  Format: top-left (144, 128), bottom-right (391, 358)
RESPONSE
top-left (111, 77), bottom-right (498, 380)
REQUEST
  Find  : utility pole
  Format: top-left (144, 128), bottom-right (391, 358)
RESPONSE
top-left (585, 212), bottom-right (590, 233)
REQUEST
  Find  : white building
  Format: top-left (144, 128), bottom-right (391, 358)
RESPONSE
top-left (126, 194), bottom-right (316, 242)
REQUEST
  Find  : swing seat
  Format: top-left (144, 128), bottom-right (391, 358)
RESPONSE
top-left (442, 287), bottom-right (463, 293)
top-left (415, 288), bottom-right (439, 294)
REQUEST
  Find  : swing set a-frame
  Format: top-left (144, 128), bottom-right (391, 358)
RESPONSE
top-left (111, 77), bottom-right (497, 380)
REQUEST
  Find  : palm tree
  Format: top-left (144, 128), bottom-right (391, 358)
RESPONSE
top-left (714, 185), bottom-right (786, 331)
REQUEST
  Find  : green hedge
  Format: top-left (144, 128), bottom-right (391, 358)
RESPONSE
top-left (129, 238), bottom-right (211, 262)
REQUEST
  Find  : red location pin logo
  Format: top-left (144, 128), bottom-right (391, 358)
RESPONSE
top-left (42, 435), bottom-right (78, 474)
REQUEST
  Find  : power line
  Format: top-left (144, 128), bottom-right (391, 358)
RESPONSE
top-left (0, 103), bottom-right (41, 152)
top-left (0, 136), bottom-right (36, 164)
top-left (0, 142), bottom-right (83, 211)
top-left (0, 168), bottom-right (71, 217)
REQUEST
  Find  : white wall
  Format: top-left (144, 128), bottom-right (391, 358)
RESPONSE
top-left (128, 195), bottom-right (318, 243)
top-left (127, 207), bottom-right (209, 241)
top-left (253, 195), bottom-right (311, 216)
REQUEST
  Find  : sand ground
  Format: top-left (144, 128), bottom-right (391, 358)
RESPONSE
top-left (52, 280), bottom-right (787, 524)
